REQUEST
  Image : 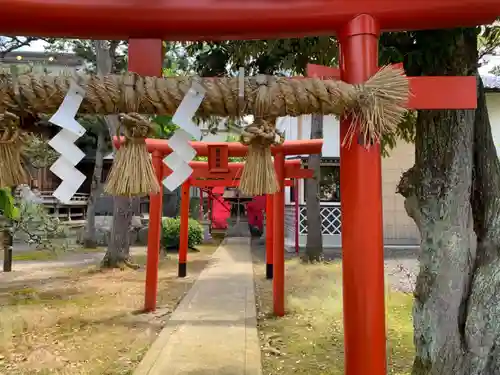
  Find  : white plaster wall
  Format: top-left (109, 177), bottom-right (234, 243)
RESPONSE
top-left (278, 115), bottom-right (340, 157)
top-left (487, 93), bottom-right (500, 154)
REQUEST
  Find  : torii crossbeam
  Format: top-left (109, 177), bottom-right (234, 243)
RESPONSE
top-left (1, 0), bottom-right (498, 40)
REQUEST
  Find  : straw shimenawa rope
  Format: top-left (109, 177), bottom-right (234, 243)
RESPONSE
top-left (0, 66), bottom-right (409, 195)
top-left (104, 113), bottom-right (160, 197)
top-left (0, 111), bottom-right (28, 187)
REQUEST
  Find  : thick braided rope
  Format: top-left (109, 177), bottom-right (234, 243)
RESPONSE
top-left (0, 67), bottom-right (407, 121)
top-left (0, 73), bottom-right (349, 117)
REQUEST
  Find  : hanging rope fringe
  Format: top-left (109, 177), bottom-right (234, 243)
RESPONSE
top-left (0, 66), bottom-right (409, 195)
top-left (239, 75), bottom-right (284, 195)
top-left (104, 113), bottom-right (160, 197)
top-left (341, 65), bottom-right (410, 147)
top-left (0, 111), bottom-right (27, 187)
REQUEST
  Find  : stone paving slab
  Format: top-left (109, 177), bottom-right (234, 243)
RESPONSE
top-left (134, 237), bottom-right (262, 375)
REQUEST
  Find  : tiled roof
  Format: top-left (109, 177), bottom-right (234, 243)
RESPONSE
top-left (482, 73), bottom-right (500, 90)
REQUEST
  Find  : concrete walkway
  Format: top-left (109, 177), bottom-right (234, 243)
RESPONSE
top-left (134, 237), bottom-right (262, 375)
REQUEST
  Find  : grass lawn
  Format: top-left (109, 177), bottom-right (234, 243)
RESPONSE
top-left (0, 241), bottom-right (220, 375)
top-left (254, 259), bottom-right (414, 375)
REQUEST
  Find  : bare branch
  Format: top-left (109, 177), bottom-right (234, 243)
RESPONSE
top-left (0, 37), bottom-right (49, 58)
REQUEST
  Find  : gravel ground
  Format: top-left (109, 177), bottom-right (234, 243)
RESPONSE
top-left (251, 240), bottom-right (420, 294)
top-left (323, 247), bottom-right (420, 293)
top-left (384, 257), bottom-right (418, 293)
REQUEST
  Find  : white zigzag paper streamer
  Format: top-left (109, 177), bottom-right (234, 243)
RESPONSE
top-left (48, 82), bottom-right (87, 203)
top-left (163, 81), bottom-right (206, 191)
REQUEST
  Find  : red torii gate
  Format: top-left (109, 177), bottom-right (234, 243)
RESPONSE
top-left (165, 159), bottom-right (313, 278)
top-left (113, 139), bottom-right (323, 313)
top-left (4, 1), bottom-right (499, 374)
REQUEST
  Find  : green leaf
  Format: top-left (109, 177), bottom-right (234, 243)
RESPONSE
top-left (0, 188), bottom-right (20, 220)
top-left (151, 115), bottom-right (178, 139)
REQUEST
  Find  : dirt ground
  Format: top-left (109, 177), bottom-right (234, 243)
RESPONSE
top-left (0, 242), bottom-right (219, 375)
top-left (253, 255), bottom-right (416, 375)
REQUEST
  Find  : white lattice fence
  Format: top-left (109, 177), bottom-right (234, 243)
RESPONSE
top-left (299, 205), bottom-right (342, 235)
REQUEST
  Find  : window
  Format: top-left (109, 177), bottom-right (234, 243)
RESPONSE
top-left (303, 163), bottom-right (341, 203)
top-left (319, 165), bottom-right (340, 202)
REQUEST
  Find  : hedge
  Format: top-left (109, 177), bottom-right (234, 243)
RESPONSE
top-left (161, 217), bottom-right (203, 250)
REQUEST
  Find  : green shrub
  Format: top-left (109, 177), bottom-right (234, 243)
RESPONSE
top-left (161, 217), bottom-right (203, 249)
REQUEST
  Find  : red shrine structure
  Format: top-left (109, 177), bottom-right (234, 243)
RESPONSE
top-left (3, 1), bottom-right (499, 375)
top-left (189, 160), bottom-right (305, 242)
top-left (113, 138), bottom-right (322, 311)
top-left (171, 158), bottom-right (313, 278)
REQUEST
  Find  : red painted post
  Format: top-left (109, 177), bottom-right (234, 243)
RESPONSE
top-left (339, 15), bottom-right (387, 375)
top-left (130, 39), bottom-right (164, 313)
top-left (208, 187), bottom-right (213, 231)
top-left (265, 194), bottom-right (274, 279)
top-left (178, 182), bottom-right (190, 277)
top-left (144, 150), bottom-right (164, 312)
top-left (199, 188), bottom-right (204, 220)
top-left (294, 178), bottom-right (299, 255)
top-left (273, 151), bottom-right (286, 316)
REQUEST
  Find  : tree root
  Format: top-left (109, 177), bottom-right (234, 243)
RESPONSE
top-left (100, 254), bottom-right (141, 270)
top-left (122, 258), bottom-right (141, 270)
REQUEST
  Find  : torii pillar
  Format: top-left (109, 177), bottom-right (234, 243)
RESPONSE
top-left (339, 16), bottom-right (387, 375)
top-left (128, 39), bottom-right (164, 313)
top-left (309, 15), bottom-right (478, 375)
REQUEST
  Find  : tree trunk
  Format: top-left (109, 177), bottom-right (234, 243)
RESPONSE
top-left (82, 126), bottom-right (106, 248)
top-left (303, 114), bottom-right (323, 262)
top-left (101, 196), bottom-right (135, 268)
top-left (93, 40), bottom-right (135, 268)
top-left (398, 28), bottom-right (500, 374)
top-left (1, 219), bottom-right (13, 272)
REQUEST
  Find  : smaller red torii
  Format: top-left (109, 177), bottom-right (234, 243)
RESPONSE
top-left (114, 138), bottom-right (323, 313)
top-left (174, 159), bottom-right (313, 278)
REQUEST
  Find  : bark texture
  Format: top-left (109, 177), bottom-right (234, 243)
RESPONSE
top-left (101, 196), bottom-right (134, 268)
top-left (398, 28), bottom-right (500, 374)
top-left (82, 125), bottom-right (105, 248)
top-left (304, 114), bottom-right (323, 262)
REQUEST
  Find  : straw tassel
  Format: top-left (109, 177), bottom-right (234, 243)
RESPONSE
top-left (104, 113), bottom-right (160, 197)
top-left (0, 112), bottom-right (27, 187)
top-left (239, 117), bottom-right (284, 196)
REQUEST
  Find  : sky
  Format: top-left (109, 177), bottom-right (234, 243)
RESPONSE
top-left (18, 39), bottom-right (500, 75)
top-left (17, 39), bottom-right (49, 52)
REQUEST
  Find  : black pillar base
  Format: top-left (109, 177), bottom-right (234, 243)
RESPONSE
top-left (266, 263), bottom-right (273, 279)
top-left (178, 262), bottom-right (187, 278)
